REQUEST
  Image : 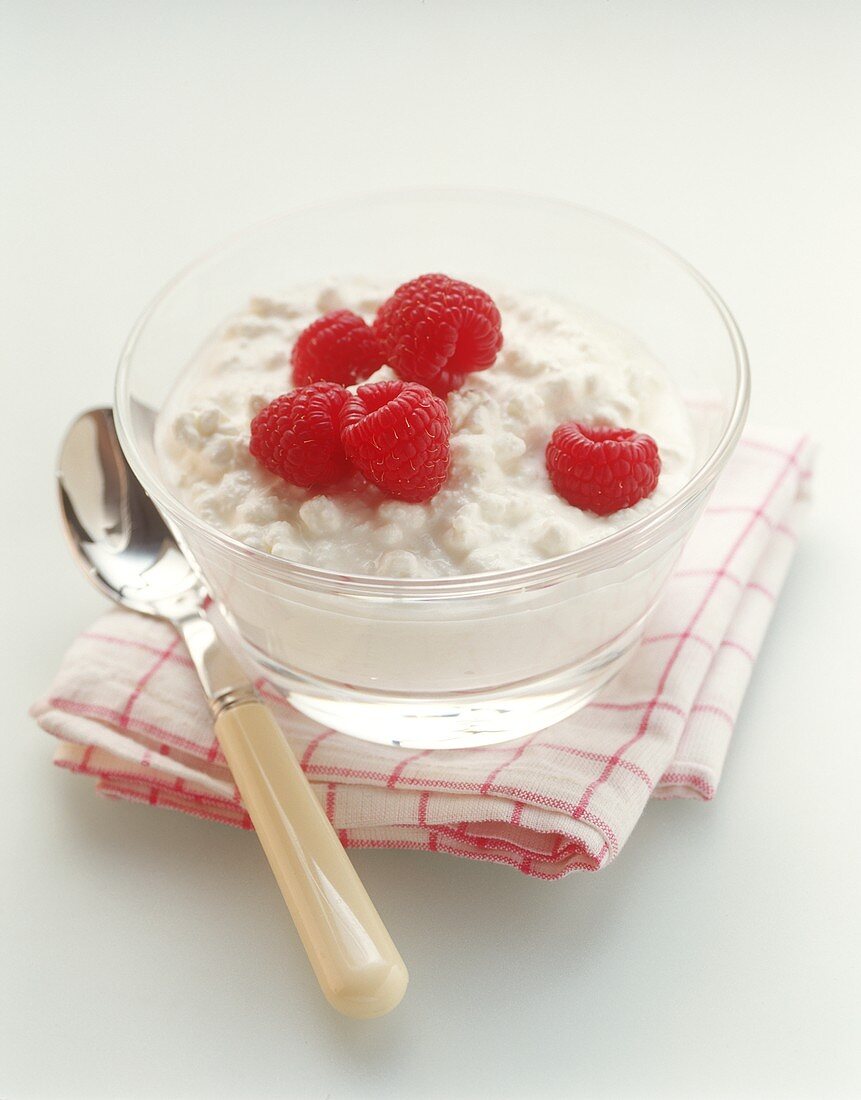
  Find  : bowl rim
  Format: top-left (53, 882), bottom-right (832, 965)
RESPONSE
top-left (114, 185), bottom-right (750, 597)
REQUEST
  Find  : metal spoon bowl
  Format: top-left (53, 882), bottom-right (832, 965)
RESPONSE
top-left (59, 408), bottom-right (202, 615)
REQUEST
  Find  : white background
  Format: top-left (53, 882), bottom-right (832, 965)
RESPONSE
top-left (2, 2), bottom-right (860, 1097)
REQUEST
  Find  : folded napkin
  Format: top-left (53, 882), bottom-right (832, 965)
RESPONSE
top-left (32, 429), bottom-right (813, 879)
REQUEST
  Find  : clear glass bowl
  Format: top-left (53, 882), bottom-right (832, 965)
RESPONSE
top-left (114, 189), bottom-right (749, 749)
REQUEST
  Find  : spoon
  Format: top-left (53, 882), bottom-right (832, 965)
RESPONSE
top-left (57, 407), bottom-right (408, 1018)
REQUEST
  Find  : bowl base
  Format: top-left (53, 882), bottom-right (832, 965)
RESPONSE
top-left (245, 624), bottom-right (644, 749)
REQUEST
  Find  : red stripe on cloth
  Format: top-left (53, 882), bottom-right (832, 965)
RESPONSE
top-left (659, 772), bottom-right (716, 798)
top-left (746, 581), bottom-right (776, 601)
top-left (479, 735), bottom-right (536, 796)
top-left (582, 824), bottom-right (615, 859)
top-left (81, 633), bottom-right (195, 669)
top-left (386, 748), bottom-right (433, 790)
top-left (409, 796), bottom-right (541, 859)
top-left (435, 819), bottom-right (580, 863)
top-left (691, 702), bottom-right (734, 726)
top-left (117, 636), bottom-right (183, 731)
top-left (533, 741), bottom-right (654, 790)
top-left (588, 698), bottom-right (687, 717)
top-left (429, 841), bottom-right (596, 880)
top-left (739, 437), bottom-right (805, 465)
top-left (643, 631), bottom-right (757, 667)
top-left (299, 728), bottom-right (334, 769)
top-left (643, 631), bottom-right (716, 655)
top-left (416, 792), bottom-right (439, 850)
top-left (335, 836), bottom-right (430, 852)
top-left (719, 639), bottom-right (755, 662)
top-left (705, 508), bottom-right (800, 544)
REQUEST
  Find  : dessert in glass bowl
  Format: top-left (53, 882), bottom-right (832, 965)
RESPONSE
top-left (115, 191), bottom-right (749, 748)
top-left (157, 275), bottom-right (694, 577)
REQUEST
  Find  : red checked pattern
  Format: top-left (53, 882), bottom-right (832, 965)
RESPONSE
top-left (32, 430), bottom-right (813, 880)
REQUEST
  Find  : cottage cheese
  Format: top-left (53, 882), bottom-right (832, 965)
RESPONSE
top-left (156, 280), bottom-right (696, 578)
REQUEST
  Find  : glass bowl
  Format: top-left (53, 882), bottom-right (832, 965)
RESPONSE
top-left (114, 189), bottom-right (749, 749)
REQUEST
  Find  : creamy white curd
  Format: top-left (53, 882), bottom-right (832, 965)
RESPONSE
top-left (156, 280), bottom-right (695, 578)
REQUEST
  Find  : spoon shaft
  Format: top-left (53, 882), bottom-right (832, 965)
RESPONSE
top-left (215, 701), bottom-right (408, 1018)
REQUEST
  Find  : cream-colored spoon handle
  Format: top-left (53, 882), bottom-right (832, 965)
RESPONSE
top-left (214, 701), bottom-right (408, 1018)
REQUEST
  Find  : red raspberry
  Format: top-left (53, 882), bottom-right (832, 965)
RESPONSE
top-left (249, 382), bottom-right (350, 489)
top-left (291, 310), bottom-right (385, 388)
top-left (546, 422), bottom-right (661, 516)
top-left (340, 380), bottom-right (451, 503)
top-left (373, 273), bottom-right (503, 396)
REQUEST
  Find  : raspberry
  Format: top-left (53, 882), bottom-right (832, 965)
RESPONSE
top-left (291, 310), bottom-right (385, 388)
top-left (373, 273), bottom-right (503, 396)
top-left (249, 382), bottom-right (350, 489)
top-left (546, 422), bottom-right (661, 516)
top-left (340, 380), bottom-right (451, 503)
